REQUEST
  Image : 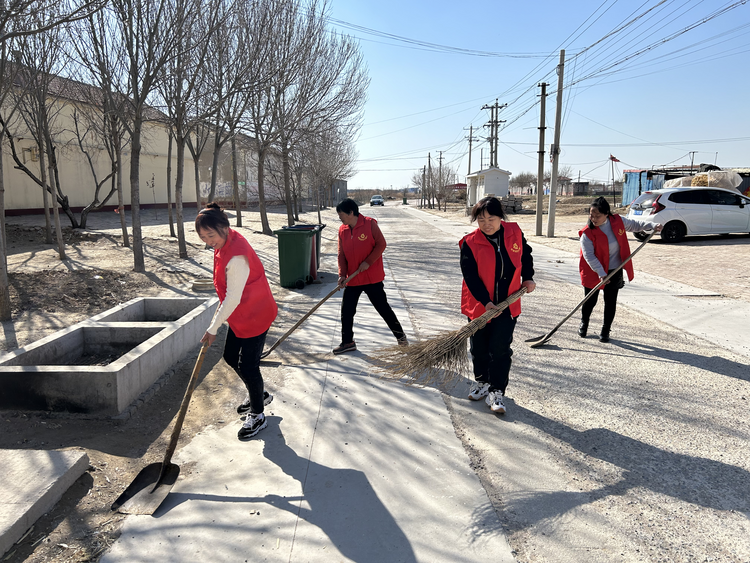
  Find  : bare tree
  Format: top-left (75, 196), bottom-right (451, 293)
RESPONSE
top-left (110, 0), bottom-right (200, 272)
top-left (0, 0), bottom-right (107, 44)
top-left (275, 5), bottom-right (368, 227)
top-left (205, 0), bottom-right (275, 228)
top-left (157, 0), bottom-right (224, 258)
top-left (510, 171), bottom-right (537, 194)
top-left (71, 10), bottom-right (132, 245)
top-left (9, 20), bottom-right (70, 258)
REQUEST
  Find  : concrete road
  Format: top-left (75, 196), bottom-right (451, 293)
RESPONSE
top-left (369, 205), bottom-right (750, 563)
top-left (102, 204), bottom-right (750, 563)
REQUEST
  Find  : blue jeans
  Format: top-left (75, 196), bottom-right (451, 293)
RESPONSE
top-left (223, 327), bottom-right (267, 414)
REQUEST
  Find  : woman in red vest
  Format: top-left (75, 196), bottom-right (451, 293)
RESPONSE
top-left (197, 203), bottom-right (278, 440)
top-left (460, 196), bottom-right (536, 414)
top-left (579, 197), bottom-right (660, 342)
top-left (333, 198), bottom-right (407, 355)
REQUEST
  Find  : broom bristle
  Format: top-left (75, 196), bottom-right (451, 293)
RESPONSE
top-left (375, 288), bottom-right (527, 387)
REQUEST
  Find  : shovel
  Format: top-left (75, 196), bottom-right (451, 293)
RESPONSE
top-left (260, 271), bottom-right (358, 359)
top-left (525, 230), bottom-right (655, 348)
top-left (111, 341), bottom-right (210, 514)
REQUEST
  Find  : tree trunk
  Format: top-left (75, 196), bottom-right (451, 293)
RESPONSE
top-left (166, 131), bottom-right (175, 237)
top-left (256, 148), bottom-right (272, 235)
top-left (115, 138), bottom-right (129, 247)
top-left (130, 117), bottom-right (145, 273)
top-left (316, 186), bottom-right (322, 225)
top-left (282, 141), bottom-right (293, 226)
top-left (231, 134), bottom-right (241, 227)
top-left (208, 125), bottom-right (221, 203)
top-left (0, 135), bottom-right (12, 322)
top-left (47, 143), bottom-right (66, 260)
top-left (175, 134), bottom-right (188, 259)
top-left (193, 151), bottom-right (201, 210)
top-left (38, 138), bottom-right (52, 244)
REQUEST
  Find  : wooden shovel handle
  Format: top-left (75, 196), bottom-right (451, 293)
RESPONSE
top-left (160, 342), bottom-right (209, 469)
top-left (260, 271), bottom-right (359, 358)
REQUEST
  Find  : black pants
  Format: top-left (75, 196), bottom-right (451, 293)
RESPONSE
top-left (581, 269), bottom-right (623, 330)
top-left (469, 310), bottom-right (517, 395)
top-left (341, 281), bottom-right (405, 343)
top-left (223, 327), bottom-right (267, 414)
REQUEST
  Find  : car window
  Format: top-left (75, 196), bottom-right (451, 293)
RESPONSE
top-left (631, 193), bottom-right (659, 208)
top-left (706, 190), bottom-right (740, 205)
top-left (668, 190), bottom-right (709, 204)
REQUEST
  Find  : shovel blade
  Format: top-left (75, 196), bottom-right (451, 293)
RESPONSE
top-left (111, 462), bottom-right (180, 515)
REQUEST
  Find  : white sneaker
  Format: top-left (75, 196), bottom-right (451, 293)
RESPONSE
top-left (238, 413), bottom-right (267, 440)
top-left (486, 390), bottom-right (506, 414)
top-left (468, 382), bottom-right (490, 401)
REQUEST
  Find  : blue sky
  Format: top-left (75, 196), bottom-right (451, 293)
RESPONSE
top-left (327, 0), bottom-right (750, 190)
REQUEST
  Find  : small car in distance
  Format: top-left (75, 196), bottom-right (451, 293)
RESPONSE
top-left (370, 195), bottom-right (385, 206)
top-left (627, 186), bottom-right (750, 242)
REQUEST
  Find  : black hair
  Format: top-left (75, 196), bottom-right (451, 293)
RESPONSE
top-left (587, 196), bottom-right (612, 229)
top-left (336, 198), bottom-right (359, 216)
top-left (195, 202), bottom-right (230, 234)
top-left (470, 196), bottom-right (506, 222)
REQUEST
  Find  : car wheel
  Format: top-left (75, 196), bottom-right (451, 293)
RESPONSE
top-left (660, 221), bottom-right (686, 243)
top-left (633, 231), bottom-right (648, 241)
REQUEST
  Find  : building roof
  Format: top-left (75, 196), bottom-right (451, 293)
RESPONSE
top-left (467, 166), bottom-right (511, 178)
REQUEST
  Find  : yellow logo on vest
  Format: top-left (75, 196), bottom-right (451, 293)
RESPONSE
top-left (511, 242), bottom-right (520, 253)
top-left (618, 228), bottom-right (625, 236)
top-left (358, 233), bottom-right (368, 241)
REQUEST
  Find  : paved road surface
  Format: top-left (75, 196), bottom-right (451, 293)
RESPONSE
top-left (102, 204), bottom-right (750, 563)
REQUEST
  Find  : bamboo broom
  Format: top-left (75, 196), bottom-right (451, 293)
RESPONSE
top-left (376, 287), bottom-right (528, 387)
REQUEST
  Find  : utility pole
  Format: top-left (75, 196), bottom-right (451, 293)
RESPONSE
top-left (438, 151), bottom-right (443, 211)
top-left (535, 82), bottom-right (548, 237)
top-left (689, 151), bottom-right (697, 171)
top-left (547, 50), bottom-right (565, 238)
top-left (465, 124), bottom-right (478, 175)
top-left (428, 153), bottom-right (433, 209)
top-left (482, 99), bottom-right (507, 168)
top-left (421, 165), bottom-right (426, 209)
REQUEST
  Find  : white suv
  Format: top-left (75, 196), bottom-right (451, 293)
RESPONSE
top-left (627, 187), bottom-right (750, 242)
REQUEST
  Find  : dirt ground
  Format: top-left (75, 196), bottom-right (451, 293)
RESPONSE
top-left (2, 198), bottom-right (748, 562)
top-left (1, 205), bottom-right (334, 563)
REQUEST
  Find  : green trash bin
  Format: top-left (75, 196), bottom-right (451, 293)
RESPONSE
top-left (274, 228), bottom-right (314, 289)
top-left (281, 224), bottom-right (326, 272)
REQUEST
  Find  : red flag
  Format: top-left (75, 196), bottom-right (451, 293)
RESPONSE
top-left (609, 154), bottom-right (620, 162)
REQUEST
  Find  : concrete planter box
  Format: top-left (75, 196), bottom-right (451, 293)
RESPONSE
top-left (0, 297), bottom-right (218, 415)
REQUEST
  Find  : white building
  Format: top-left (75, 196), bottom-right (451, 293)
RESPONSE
top-left (465, 166), bottom-right (511, 207)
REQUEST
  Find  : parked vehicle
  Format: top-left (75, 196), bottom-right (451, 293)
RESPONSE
top-left (370, 195), bottom-right (385, 206)
top-left (628, 187), bottom-right (750, 242)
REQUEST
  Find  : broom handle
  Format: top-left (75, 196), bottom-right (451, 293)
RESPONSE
top-left (261, 272), bottom-right (359, 358)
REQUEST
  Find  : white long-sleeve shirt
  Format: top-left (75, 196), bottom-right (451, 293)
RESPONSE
top-left (580, 216), bottom-right (657, 277)
top-left (206, 255), bottom-right (249, 335)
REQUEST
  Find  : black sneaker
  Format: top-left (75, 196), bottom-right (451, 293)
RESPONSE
top-left (397, 336), bottom-right (409, 347)
top-left (599, 328), bottom-right (610, 343)
top-left (578, 322), bottom-right (588, 338)
top-left (238, 413), bottom-right (267, 440)
top-left (237, 391), bottom-right (273, 415)
top-left (332, 341), bottom-right (357, 355)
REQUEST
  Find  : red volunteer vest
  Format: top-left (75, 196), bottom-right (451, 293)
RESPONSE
top-left (338, 214), bottom-right (386, 286)
top-left (578, 214), bottom-right (634, 289)
top-left (459, 222), bottom-right (524, 319)
top-left (214, 229), bottom-right (278, 338)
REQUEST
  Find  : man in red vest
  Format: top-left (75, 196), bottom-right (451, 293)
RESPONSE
top-left (333, 198), bottom-right (407, 354)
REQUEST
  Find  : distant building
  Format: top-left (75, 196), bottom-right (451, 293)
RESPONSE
top-left (466, 167), bottom-right (511, 206)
